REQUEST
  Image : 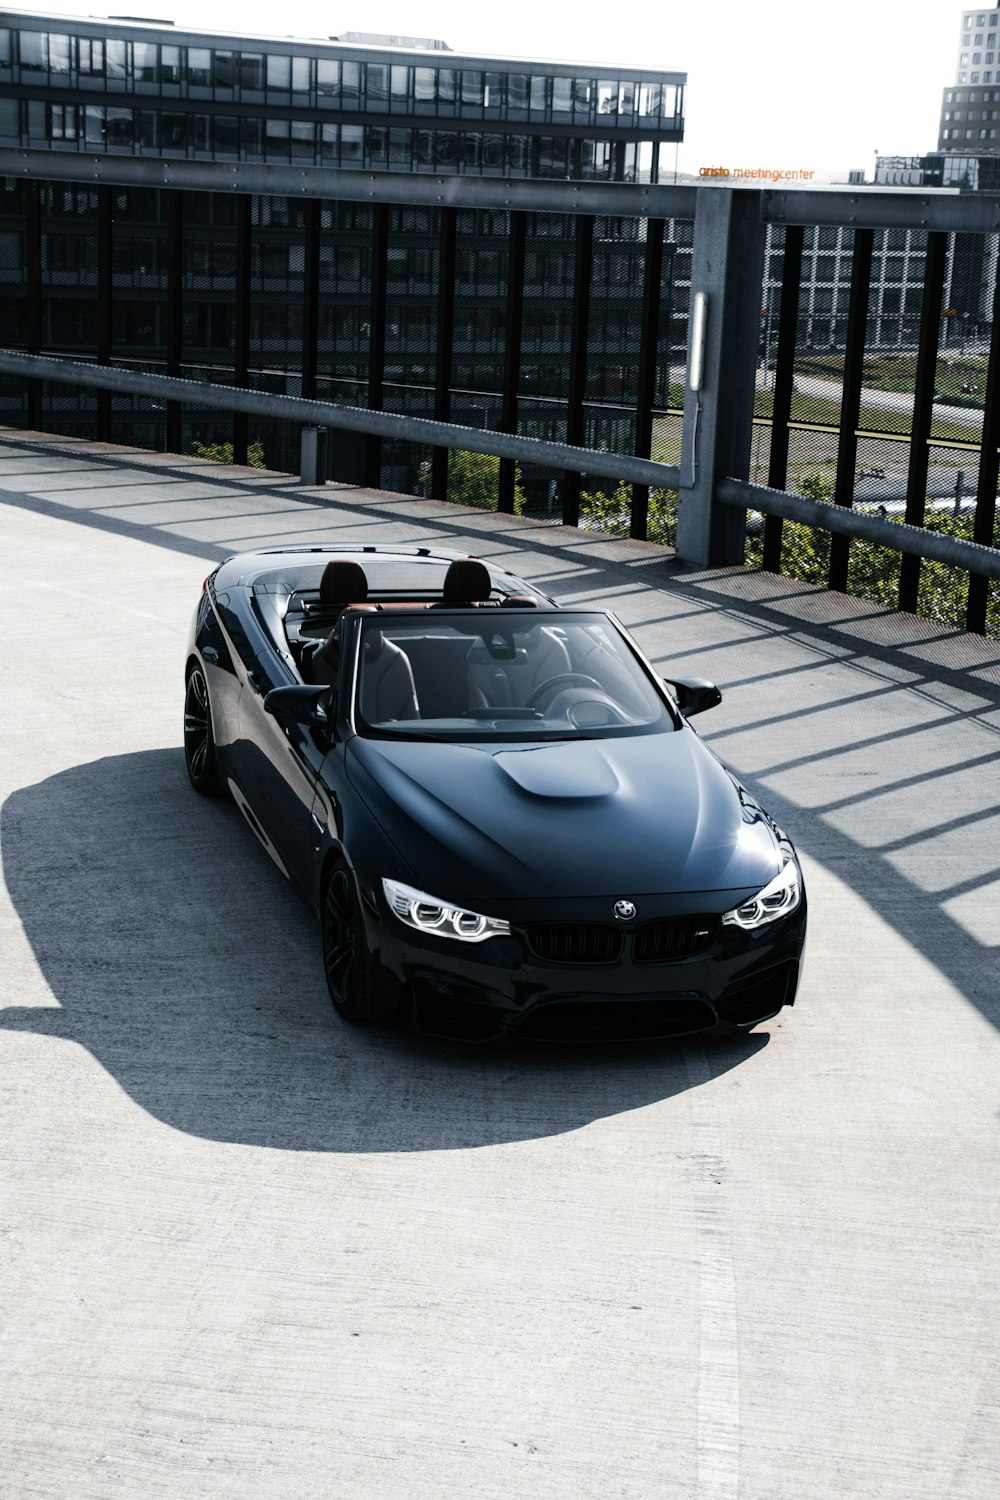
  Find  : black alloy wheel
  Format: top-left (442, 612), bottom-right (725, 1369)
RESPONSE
top-left (322, 860), bottom-right (372, 1022)
top-left (183, 664), bottom-right (224, 797)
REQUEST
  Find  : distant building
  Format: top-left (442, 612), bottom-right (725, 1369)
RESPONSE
top-left (0, 11), bottom-right (690, 492)
top-left (939, 3), bottom-right (1000, 149)
top-left (0, 12), bottom-right (684, 183)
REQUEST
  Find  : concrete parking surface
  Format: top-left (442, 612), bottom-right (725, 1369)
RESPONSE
top-left (1, 430), bottom-right (998, 1499)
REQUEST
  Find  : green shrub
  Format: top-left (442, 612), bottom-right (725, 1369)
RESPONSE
top-left (192, 438), bottom-right (266, 468)
top-left (579, 482), bottom-right (678, 546)
top-left (745, 470), bottom-right (1000, 636)
top-left (444, 449), bottom-right (527, 513)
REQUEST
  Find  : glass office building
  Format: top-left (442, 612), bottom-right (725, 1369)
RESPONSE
top-left (0, 13), bottom-right (689, 499)
top-left (0, 16), bottom-right (684, 181)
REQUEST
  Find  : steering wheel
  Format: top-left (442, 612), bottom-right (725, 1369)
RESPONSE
top-left (527, 673), bottom-right (604, 710)
top-left (567, 698), bottom-right (630, 728)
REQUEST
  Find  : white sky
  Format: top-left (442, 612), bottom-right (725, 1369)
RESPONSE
top-left (12, 0), bottom-right (964, 180)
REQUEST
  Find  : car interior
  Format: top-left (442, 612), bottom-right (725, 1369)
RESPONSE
top-left (266, 556), bottom-right (668, 734)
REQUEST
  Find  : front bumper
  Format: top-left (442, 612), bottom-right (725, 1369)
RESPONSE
top-left (361, 881), bottom-right (807, 1042)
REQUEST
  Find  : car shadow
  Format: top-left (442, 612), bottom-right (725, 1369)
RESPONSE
top-left (1, 750), bottom-right (767, 1152)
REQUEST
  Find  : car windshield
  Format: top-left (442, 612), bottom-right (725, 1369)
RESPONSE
top-left (354, 611), bottom-right (674, 741)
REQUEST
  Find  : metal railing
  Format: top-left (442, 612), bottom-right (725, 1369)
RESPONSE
top-left (1, 153), bottom-right (999, 629)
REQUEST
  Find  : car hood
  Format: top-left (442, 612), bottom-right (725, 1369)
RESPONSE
top-left (346, 730), bottom-right (782, 910)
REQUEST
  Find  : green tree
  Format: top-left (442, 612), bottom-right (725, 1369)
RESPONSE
top-left (579, 482), bottom-right (678, 546)
top-left (445, 449), bottom-right (527, 513)
top-left (745, 470), bottom-right (1000, 637)
top-left (192, 438), bottom-right (266, 468)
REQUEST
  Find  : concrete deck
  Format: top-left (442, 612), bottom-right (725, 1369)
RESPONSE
top-left (1, 430), bottom-right (998, 1500)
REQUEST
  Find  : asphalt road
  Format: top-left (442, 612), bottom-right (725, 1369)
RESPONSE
top-left (1, 432), bottom-right (998, 1499)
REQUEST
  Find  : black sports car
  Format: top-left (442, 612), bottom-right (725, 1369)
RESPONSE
top-left (184, 545), bottom-right (806, 1041)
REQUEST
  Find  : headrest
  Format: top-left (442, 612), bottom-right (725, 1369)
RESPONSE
top-left (503, 595), bottom-right (540, 608)
top-left (320, 559), bottom-right (369, 606)
top-left (442, 558), bottom-right (492, 604)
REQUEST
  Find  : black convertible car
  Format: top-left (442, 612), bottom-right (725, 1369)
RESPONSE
top-left (184, 545), bottom-right (805, 1041)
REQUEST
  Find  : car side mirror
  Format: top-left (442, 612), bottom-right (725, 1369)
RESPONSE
top-left (664, 677), bottom-right (722, 717)
top-left (263, 683), bottom-right (331, 729)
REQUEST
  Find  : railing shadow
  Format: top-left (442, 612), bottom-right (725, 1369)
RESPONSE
top-left (0, 750), bottom-right (765, 1152)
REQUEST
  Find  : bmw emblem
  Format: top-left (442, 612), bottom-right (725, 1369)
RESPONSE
top-left (614, 899), bottom-right (637, 921)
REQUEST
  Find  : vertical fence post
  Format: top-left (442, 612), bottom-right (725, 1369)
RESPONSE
top-left (232, 193), bottom-right (251, 465)
top-left (828, 227), bottom-right (874, 593)
top-left (25, 180), bottom-right (41, 431)
top-left (301, 197), bottom-right (319, 401)
top-left (431, 206), bottom-right (457, 501)
top-left (165, 188), bottom-right (183, 454)
top-left (762, 223), bottom-right (804, 572)
top-left (675, 188), bottom-right (766, 567)
top-left (898, 231), bottom-right (947, 613)
top-left (498, 210), bottom-right (526, 514)
top-left (631, 217), bottom-right (664, 540)
top-left (96, 184), bottom-right (112, 442)
top-left (563, 212), bottom-right (593, 527)
top-left (365, 203), bottom-right (389, 489)
top-left (966, 240), bottom-right (1000, 634)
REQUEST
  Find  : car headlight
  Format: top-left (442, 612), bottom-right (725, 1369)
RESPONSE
top-left (382, 878), bottom-right (511, 943)
top-left (722, 845), bottom-right (801, 930)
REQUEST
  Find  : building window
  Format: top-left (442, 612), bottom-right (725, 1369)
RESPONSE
top-left (235, 53), bottom-right (260, 92)
top-left (162, 112), bottom-right (187, 150)
top-left (77, 37), bottom-right (104, 75)
top-left (316, 59), bottom-right (338, 99)
top-left (50, 102), bottom-right (79, 139)
top-left (291, 121), bottom-right (314, 159)
top-left (462, 70), bottom-right (485, 107)
top-left (341, 61), bottom-right (361, 103)
top-left (214, 51), bottom-right (237, 90)
top-left (437, 68), bottom-right (456, 105)
top-left (552, 76), bottom-right (572, 111)
top-left (188, 48), bottom-right (212, 88)
top-left (18, 31), bottom-right (46, 71)
top-left (214, 114), bottom-right (238, 155)
top-left (414, 66), bottom-right (435, 104)
top-left (344, 123), bottom-right (364, 162)
top-left (106, 107), bottom-right (134, 148)
top-left (507, 73), bottom-right (528, 110)
top-left (367, 63), bottom-right (389, 103)
top-left (267, 54), bottom-right (291, 91)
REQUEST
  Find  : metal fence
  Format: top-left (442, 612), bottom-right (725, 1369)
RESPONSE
top-left (1, 151), bottom-right (1000, 633)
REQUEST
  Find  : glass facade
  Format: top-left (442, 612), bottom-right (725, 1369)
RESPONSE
top-left (0, 16), bottom-right (689, 504)
top-left (0, 19), bottom-right (683, 183)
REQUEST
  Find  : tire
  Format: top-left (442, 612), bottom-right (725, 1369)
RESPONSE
top-left (184, 664), bottom-right (225, 797)
top-left (322, 860), bottom-right (372, 1022)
